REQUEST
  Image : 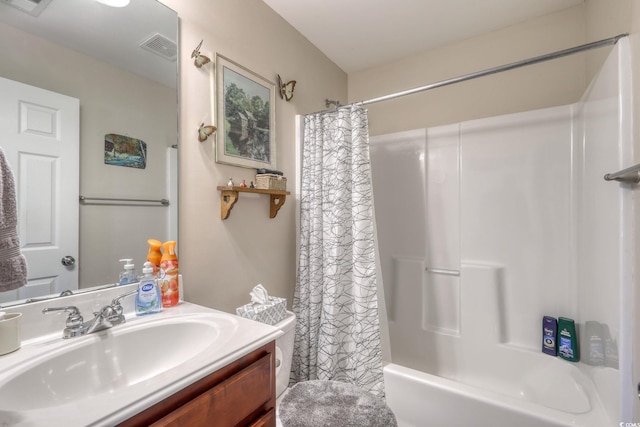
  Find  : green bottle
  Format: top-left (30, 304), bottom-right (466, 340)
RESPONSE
top-left (558, 317), bottom-right (579, 362)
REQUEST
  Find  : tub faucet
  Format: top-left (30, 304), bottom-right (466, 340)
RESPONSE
top-left (43, 289), bottom-right (137, 339)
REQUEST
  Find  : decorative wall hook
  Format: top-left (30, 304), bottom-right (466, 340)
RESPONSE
top-left (191, 40), bottom-right (211, 69)
top-left (325, 99), bottom-right (342, 109)
top-left (277, 74), bottom-right (296, 101)
top-left (198, 123), bottom-right (216, 142)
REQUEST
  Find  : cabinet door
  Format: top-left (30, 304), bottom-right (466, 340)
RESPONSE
top-left (151, 353), bottom-right (273, 427)
top-left (248, 408), bottom-right (275, 427)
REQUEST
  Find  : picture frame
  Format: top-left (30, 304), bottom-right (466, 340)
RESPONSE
top-left (104, 133), bottom-right (147, 169)
top-left (215, 54), bottom-right (276, 169)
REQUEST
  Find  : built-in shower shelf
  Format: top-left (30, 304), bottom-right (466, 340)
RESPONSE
top-left (216, 186), bottom-right (290, 220)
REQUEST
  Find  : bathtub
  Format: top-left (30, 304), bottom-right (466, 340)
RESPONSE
top-left (384, 363), bottom-right (613, 427)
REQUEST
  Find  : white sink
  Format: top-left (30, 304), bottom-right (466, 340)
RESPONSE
top-left (0, 295), bottom-right (282, 426)
top-left (0, 311), bottom-right (237, 411)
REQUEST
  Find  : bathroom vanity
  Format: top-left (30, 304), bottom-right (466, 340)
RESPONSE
top-left (0, 286), bottom-right (281, 427)
top-left (119, 341), bottom-right (276, 426)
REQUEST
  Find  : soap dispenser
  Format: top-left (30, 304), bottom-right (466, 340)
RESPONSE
top-left (136, 261), bottom-right (161, 316)
top-left (118, 258), bottom-right (137, 286)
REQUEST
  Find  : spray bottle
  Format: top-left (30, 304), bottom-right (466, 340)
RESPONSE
top-left (160, 241), bottom-right (179, 307)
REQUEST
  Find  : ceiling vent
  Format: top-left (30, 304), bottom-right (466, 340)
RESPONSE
top-left (140, 33), bottom-right (177, 62)
top-left (0, 0), bottom-right (52, 16)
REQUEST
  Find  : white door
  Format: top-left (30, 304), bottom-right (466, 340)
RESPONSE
top-left (0, 76), bottom-right (79, 303)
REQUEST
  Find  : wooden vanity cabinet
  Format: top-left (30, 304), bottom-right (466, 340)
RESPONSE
top-left (118, 341), bottom-right (276, 427)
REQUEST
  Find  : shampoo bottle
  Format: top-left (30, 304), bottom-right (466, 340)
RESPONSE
top-left (558, 317), bottom-right (579, 362)
top-left (118, 259), bottom-right (137, 285)
top-left (160, 240), bottom-right (179, 307)
top-left (136, 261), bottom-right (161, 315)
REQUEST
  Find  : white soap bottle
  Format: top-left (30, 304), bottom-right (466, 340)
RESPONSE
top-left (136, 261), bottom-right (161, 316)
top-left (118, 258), bottom-right (137, 285)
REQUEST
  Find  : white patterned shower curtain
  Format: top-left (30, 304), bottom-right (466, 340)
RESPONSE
top-left (291, 105), bottom-right (385, 397)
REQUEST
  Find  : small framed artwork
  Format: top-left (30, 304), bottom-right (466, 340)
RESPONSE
top-left (104, 134), bottom-right (147, 169)
top-left (215, 54), bottom-right (276, 169)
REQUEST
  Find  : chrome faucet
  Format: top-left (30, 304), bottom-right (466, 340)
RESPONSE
top-left (43, 289), bottom-right (137, 339)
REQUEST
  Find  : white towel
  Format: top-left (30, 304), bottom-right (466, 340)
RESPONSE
top-left (0, 148), bottom-right (27, 292)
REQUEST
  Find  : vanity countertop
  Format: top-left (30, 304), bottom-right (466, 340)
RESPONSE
top-left (0, 299), bottom-right (282, 427)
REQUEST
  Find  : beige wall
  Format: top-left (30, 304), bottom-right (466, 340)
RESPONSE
top-left (585, 0), bottom-right (633, 78)
top-left (348, 6), bottom-right (591, 136)
top-left (158, 0), bottom-right (347, 313)
top-left (348, 3), bottom-right (638, 137)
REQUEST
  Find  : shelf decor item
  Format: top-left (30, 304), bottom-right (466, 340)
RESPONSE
top-left (198, 123), bottom-right (216, 142)
top-left (215, 54), bottom-right (276, 169)
top-left (255, 173), bottom-right (286, 191)
top-left (191, 40), bottom-right (211, 69)
top-left (277, 74), bottom-right (296, 101)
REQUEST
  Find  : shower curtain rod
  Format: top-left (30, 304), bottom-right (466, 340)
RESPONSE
top-left (322, 33), bottom-right (627, 112)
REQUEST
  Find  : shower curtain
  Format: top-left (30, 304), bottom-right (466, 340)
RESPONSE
top-left (291, 105), bottom-right (385, 397)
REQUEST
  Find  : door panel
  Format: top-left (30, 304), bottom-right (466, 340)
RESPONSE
top-left (0, 76), bottom-right (79, 302)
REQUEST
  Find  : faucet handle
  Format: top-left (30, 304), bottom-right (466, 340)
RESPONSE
top-left (111, 289), bottom-right (138, 310)
top-left (97, 304), bottom-right (118, 319)
top-left (42, 306), bottom-right (84, 328)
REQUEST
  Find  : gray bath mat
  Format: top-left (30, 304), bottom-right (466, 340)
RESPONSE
top-left (279, 380), bottom-right (397, 427)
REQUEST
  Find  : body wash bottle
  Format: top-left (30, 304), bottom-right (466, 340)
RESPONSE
top-left (558, 317), bottom-right (579, 362)
top-left (136, 261), bottom-right (161, 316)
top-left (542, 316), bottom-right (557, 356)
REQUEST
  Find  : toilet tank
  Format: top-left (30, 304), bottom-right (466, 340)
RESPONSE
top-left (274, 311), bottom-right (296, 398)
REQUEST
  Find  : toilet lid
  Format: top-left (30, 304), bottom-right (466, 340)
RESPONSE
top-left (278, 380), bottom-right (397, 427)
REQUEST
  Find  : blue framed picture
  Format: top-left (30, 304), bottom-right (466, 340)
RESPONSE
top-left (104, 134), bottom-right (147, 169)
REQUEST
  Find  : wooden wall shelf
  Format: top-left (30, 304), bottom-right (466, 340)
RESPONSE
top-left (217, 186), bottom-right (290, 220)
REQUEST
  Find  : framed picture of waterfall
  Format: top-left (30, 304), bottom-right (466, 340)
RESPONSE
top-left (215, 54), bottom-right (276, 169)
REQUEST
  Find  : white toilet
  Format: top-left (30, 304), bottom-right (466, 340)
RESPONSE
top-left (273, 311), bottom-right (296, 426)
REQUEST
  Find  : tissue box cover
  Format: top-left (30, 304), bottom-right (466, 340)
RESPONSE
top-left (236, 296), bottom-right (287, 325)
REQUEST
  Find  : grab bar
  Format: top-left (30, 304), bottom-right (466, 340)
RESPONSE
top-left (604, 163), bottom-right (640, 184)
top-left (426, 267), bottom-right (460, 277)
top-left (79, 196), bottom-right (170, 206)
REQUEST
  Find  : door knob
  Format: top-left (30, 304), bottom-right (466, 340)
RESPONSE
top-left (61, 256), bottom-right (76, 266)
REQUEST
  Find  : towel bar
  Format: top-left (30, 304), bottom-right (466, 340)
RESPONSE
top-left (79, 196), bottom-right (170, 206)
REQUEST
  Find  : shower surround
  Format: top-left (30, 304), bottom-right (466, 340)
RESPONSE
top-left (370, 40), bottom-right (632, 426)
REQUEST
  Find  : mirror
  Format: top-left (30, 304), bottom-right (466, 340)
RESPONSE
top-left (0, 0), bottom-right (178, 307)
